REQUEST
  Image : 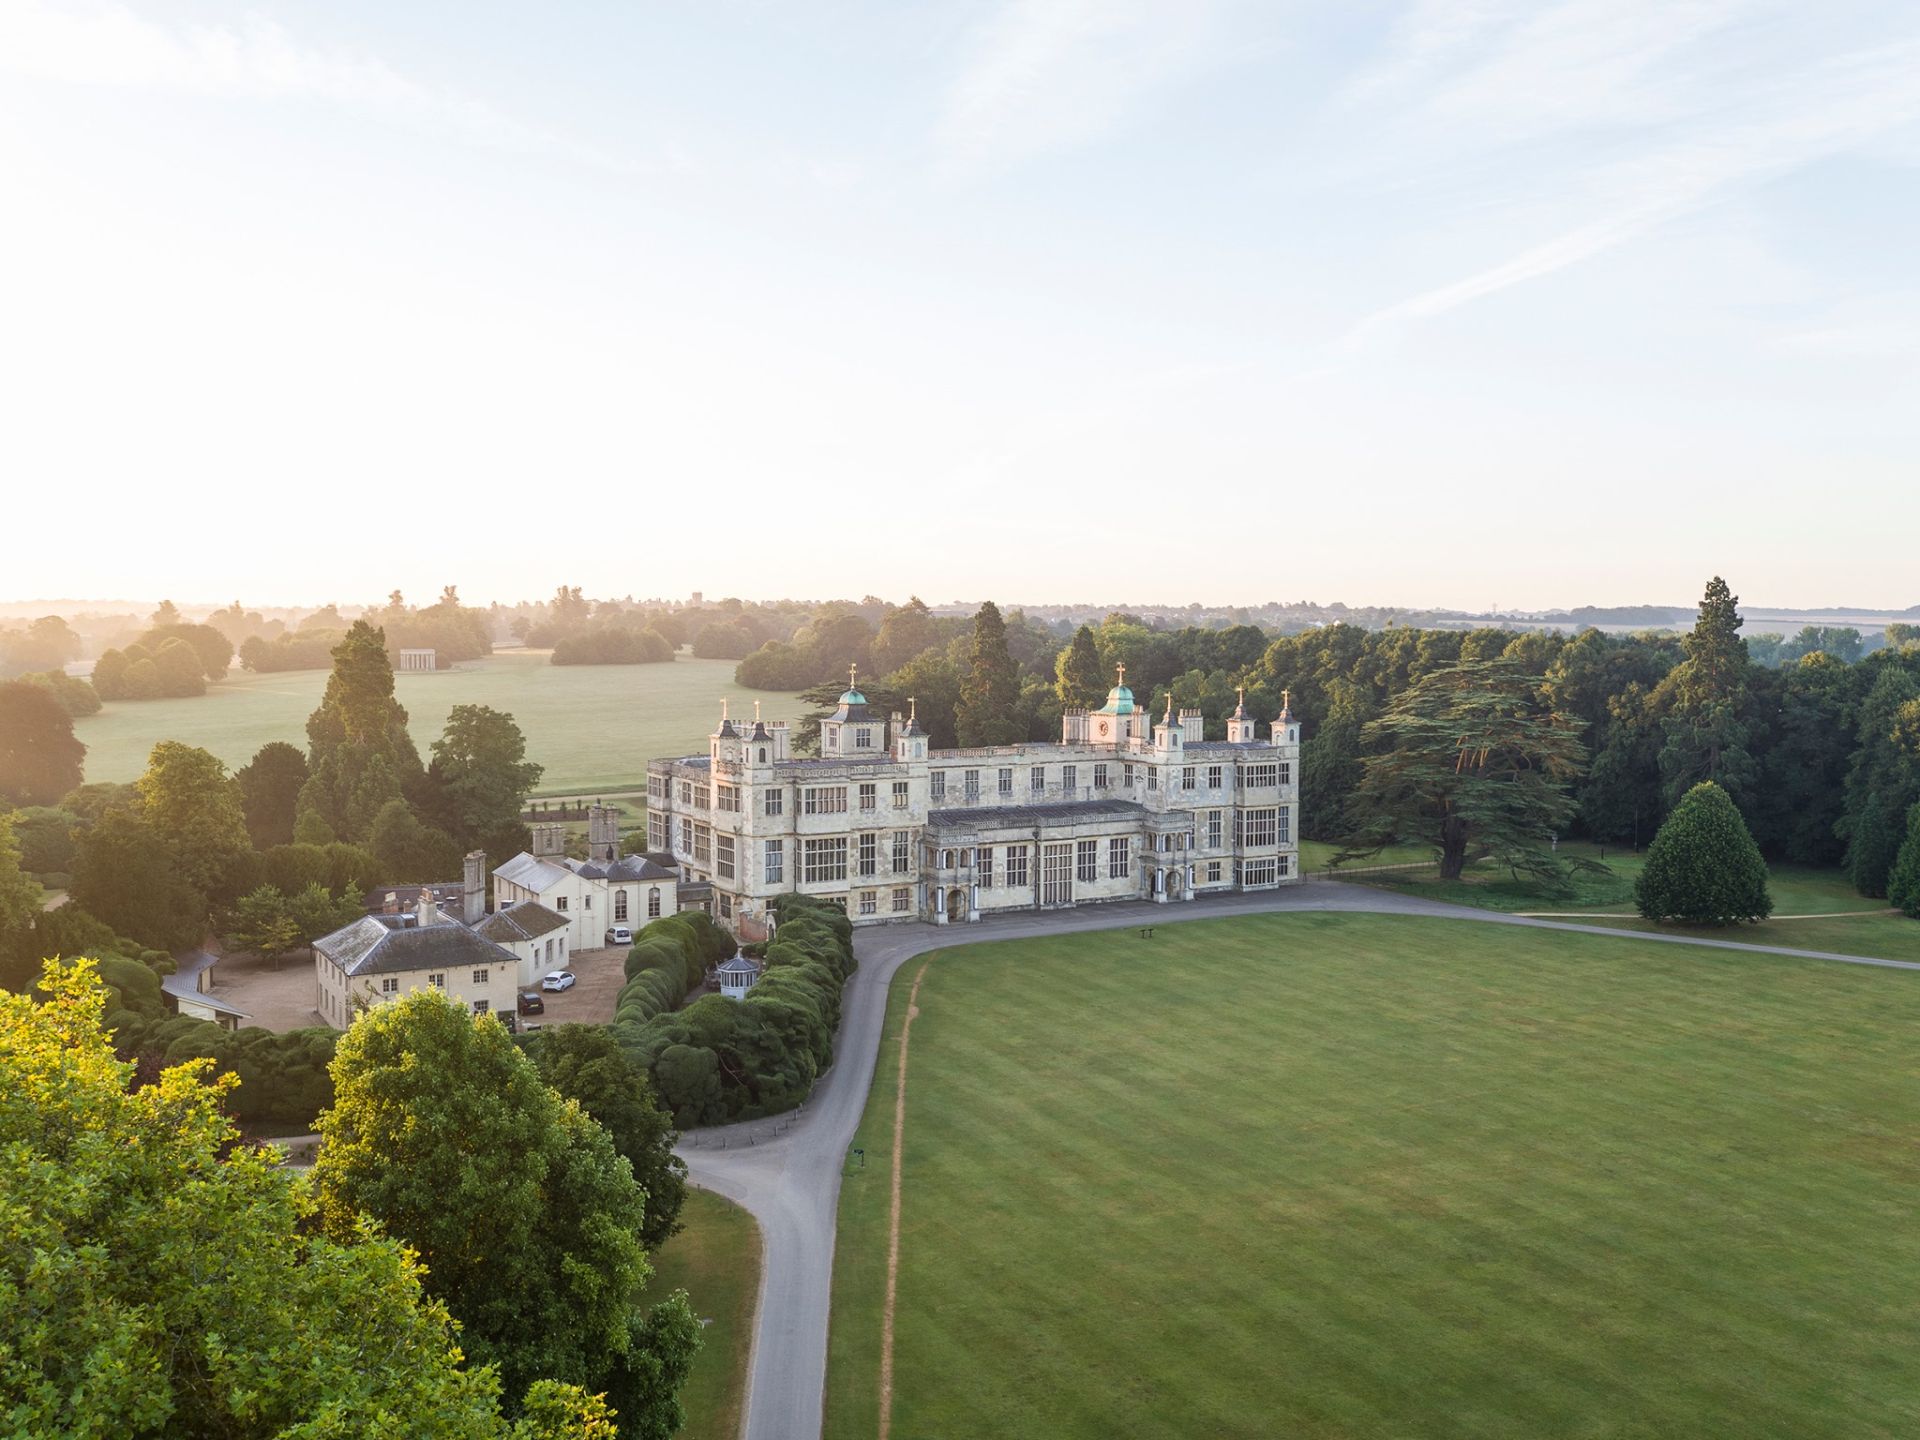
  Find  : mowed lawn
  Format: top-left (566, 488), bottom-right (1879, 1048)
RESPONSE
top-left (644, 1187), bottom-right (761, 1440)
top-left (825, 912), bottom-right (1920, 1440)
top-left (70, 651), bottom-right (801, 794)
top-left (1367, 847), bottom-right (1920, 965)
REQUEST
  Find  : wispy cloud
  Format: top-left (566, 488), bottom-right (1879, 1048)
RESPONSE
top-left (1339, 6), bottom-right (1920, 350)
top-left (934, 0), bottom-right (1234, 177)
top-left (0, 0), bottom-right (592, 162)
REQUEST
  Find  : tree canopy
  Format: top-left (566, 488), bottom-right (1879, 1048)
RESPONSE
top-left (297, 622), bottom-right (425, 844)
top-left (1339, 660), bottom-right (1588, 883)
top-left (532, 1024), bottom-right (688, 1252)
top-left (0, 679), bottom-right (86, 805)
top-left (1635, 781), bottom-right (1773, 925)
top-left (956, 601), bottom-right (1022, 747)
top-left (313, 993), bottom-right (700, 1434)
top-left (427, 704), bottom-right (543, 858)
top-left (0, 960), bottom-right (618, 1439)
top-left (237, 741), bottom-right (310, 849)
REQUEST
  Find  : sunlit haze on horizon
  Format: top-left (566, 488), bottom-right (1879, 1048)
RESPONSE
top-left (3, 1), bottom-right (1918, 611)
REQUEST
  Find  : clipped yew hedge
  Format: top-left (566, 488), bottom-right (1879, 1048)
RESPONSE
top-left (616, 894), bottom-right (857, 1127)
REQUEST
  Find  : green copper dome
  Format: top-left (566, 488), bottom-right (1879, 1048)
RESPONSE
top-left (1097, 684), bottom-right (1134, 715)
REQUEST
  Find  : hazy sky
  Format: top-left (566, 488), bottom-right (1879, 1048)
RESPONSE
top-left (4, 1), bottom-right (1918, 612)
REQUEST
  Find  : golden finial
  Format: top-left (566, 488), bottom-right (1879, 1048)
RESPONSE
top-left (909, 695), bottom-right (918, 722)
top-left (849, 661), bottom-right (859, 691)
top-left (754, 699), bottom-right (762, 721)
top-left (1116, 661), bottom-right (1126, 686)
top-left (720, 697), bottom-right (729, 722)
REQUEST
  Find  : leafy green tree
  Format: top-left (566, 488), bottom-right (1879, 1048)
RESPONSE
top-left (314, 993), bottom-right (701, 1434)
top-left (0, 679), bottom-right (86, 805)
top-left (1655, 577), bottom-right (1756, 812)
top-left (152, 635), bottom-right (209, 696)
top-left (0, 815), bottom-right (41, 955)
top-left (140, 621), bottom-right (235, 679)
top-left (1339, 660), bottom-right (1588, 883)
top-left (226, 885), bottom-right (303, 962)
top-left (371, 797), bottom-right (463, 881)
top-left (533, 1024), bottom-right (688, 1251)
top-left (6, 805), bottom-right (78, 875)
top-left (0, 614), bottom-right (82, 676)
top-left (136, 741), bottom-right (255, 903)
top-left (70, 810), bottom-right (208, 952)
top-left (1837, 665), bottom-right (1920, 897)
top-left (1749, 654), bottom-right (1854, 864)
top-left (955, 600), bottom-right (1022, 747)
top-left (1886, 802), bottom-right (1920, 920)
top-left (236, 740), bottom-right (309, 848)
top-left (0, 960), bottom-right (617, 1438)
top-left (1577, 684), bottom-right (1664, 845)
top-left (287, 880), bottom-right (363, 941)
top-left (428, 704), bottom-right (543, 857)
top-left (870, 596), bottom-right (939, 674)
top-left (1054, 624), bottom-right (1107, 710)
top-left (1635, 781), bottom-right (1773, 924)
top-left (1299, 679), bottom-right (1372, 841)
top-left (297, 622), bottom-right (425, 843)
top-left (122, 654), bottom-right (163, 699)
top-left (16, 667), bottom-right (102, 717)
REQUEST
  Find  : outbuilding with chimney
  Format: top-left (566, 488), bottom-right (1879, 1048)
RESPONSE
top-left (312, 886), bottom-right (522, 1030)
top-left (490, 805), bottom-right (682, 954)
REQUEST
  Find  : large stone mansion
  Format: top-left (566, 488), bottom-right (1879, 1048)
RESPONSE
top-left (646, 668), bottom-right (1301, 932)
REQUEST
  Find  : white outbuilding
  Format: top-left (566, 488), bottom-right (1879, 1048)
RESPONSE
top-left (717, 953), bottom-right (762, 1000)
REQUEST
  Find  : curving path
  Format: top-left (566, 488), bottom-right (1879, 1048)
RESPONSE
top-left (676, 883), bottom-right (1920, 1440)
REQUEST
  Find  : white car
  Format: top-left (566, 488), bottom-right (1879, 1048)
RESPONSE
top-left (541, 971), bottom-right (576, 993)
top-left (604, 925), bottom-right (633, 947)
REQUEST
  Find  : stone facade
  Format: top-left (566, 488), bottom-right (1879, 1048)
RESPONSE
top-left (646, 669), bottom-right (1301, 933)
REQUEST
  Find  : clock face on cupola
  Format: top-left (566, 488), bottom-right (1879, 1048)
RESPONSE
top-left (1095, 718), bottom-right (1110, 738)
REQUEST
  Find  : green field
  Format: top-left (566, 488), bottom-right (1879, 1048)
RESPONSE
top-left (825, 913), bottom-right (1920, 1440)
top-left (644, 1187), bottom-right (761, 1440)
top-left (70, 651), bottom-right (801, 795)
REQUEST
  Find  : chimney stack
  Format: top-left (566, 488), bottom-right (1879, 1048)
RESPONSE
top-left (532, 823), bottom-right (563, 859)
top-left (587, 804), bottom-right (620, 863)
top-left (415, 887), bottom-right (440, 928)
top-left (383, 890), bottom-right (399, 916)
top-left (463, 850), bottom-right (487, 925)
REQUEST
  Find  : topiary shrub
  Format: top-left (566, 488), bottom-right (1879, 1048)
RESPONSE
top-left (1636, 781), bottom-right (1773, 925)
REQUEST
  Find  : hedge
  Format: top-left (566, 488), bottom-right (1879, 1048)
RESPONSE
top-left (74, 936), bottom-right (339, 1129)
top-left (614, 894), bottom-right (857, 1127)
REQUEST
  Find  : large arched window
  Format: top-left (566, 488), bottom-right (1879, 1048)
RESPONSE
top-left (614, 890), bottom-right (628, 921)
top-left (647, 887), bottom-right (662, 918)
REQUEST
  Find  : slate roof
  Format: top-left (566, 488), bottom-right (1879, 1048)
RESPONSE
top-left (162, 951), bottom-right (251, 1019)
top-left (314, 916), bottom-right (517, 978)
top-left (1185, 740), bottom-right (1269, 754)
top-left (472, 902), bottom-right (570, 944)
top-left (362, 880), bottom-right (465, 914)
top-left (493, 853), bottom-right (573, 891)
top-left (925, 798), bottom-right (1147, 831)
top-left (563, 854), bottom-right (676, 883)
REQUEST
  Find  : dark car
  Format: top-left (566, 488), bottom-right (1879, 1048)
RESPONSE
top-left (518, 991), bottom-right (545, 1015)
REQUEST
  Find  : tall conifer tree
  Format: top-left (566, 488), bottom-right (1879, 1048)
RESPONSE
top-left (956, 601), bottom-right (1022, 747)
